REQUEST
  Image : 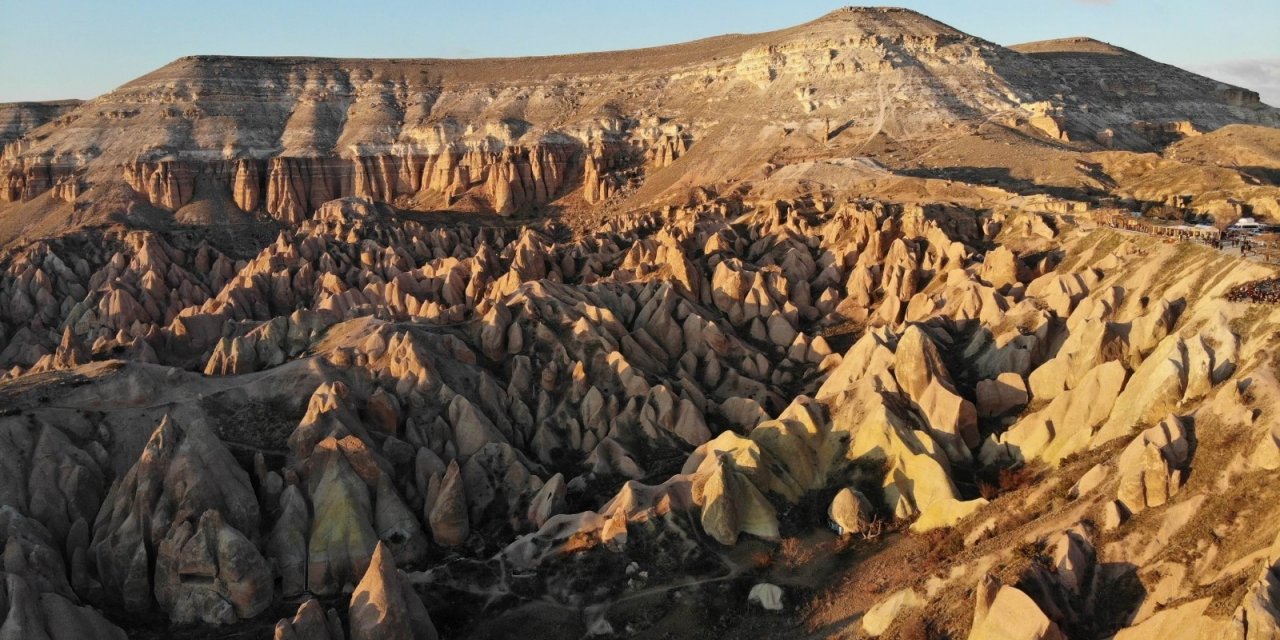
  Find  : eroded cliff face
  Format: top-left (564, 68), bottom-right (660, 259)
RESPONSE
top-left (3, 7), bottom-right (1273, 225)
top-left (0, 45), bottom-right (726, 217)
top-left (112, 141), bottom-right (591, 222)
top-left (0, 100), bottom-right (82, 147)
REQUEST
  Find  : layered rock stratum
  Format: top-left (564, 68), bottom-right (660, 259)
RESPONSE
top-left (3, 6), bottom-right (1280, 640)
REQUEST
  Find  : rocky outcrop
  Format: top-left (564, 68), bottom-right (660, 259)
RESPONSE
top-left (87, 415), bottom-right (260, 617)
top-left (0, 506), bottom-right (128, 640)
top-left (981, 360), bottom-right (1128, 466)
top-left (428, 461), bottom-right (470, 547)
top-left (154, 509), bottom-right (273, 624)
top-left (968, 576), bottom-right (1065, 640)
top-left (0, 572), bottom-right (128, 640)
top-left (348, 542), bottom-right (438, 640)
top-left (1114, 414), bottom-right (1191, 516)
top-left (1230, 530), bottom-right (1280, 638)
top-left (828, 487), bottom-right (874, 535)
top-left (273, 598), bottom-right (346, 640)
top-left (1, 161), bottom-right (76, 203)
top-left (4, 5), bottom-right (1270, 224)
top-left (976, 372), bottom-right (1028, 419)
top-left (123, 161), bottom-right (197, 210)
top-left (894, 324), bottom-right (979, 462)
top-left (267, 485), bottom-right (310, 598)
top-left (304, 437), bottom-right (380, 597)
top-left (692, 447), bottom-right (780, 546)
top-left (266, 157), bottom-right (355, 224)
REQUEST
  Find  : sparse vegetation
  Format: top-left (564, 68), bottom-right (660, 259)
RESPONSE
top-left (198, 393), bottom-right (302, 452)
top-left (976, 463), bottom-right (1038, 500)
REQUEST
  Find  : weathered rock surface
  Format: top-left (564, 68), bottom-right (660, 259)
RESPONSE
top-left (348, 542), bottom-right (438, 640)
top-left (155, 509), bottom-right (273, 624)
top-left (88, 415), bottom-right (259, 616)
top-left (273, 598), bottom-right (345, 640)
top-left (969, 577), bottom-right (1065, 640)
top-left (0, 8), bottom-right (1279, 638)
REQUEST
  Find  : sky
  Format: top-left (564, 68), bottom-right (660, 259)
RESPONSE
top-left (1, 0), bottom-right (1277, 105)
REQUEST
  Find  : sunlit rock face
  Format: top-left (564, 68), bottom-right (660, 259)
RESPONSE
top-left (3, 6), bottom-right (1280, 639)
top-left (4, 7), bottom-right (1275, 220)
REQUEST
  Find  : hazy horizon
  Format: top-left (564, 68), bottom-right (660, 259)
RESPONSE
top-left (2, 0), bottom-right (1278, 105)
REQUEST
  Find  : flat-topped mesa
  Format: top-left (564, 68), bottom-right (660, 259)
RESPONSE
top-left (1011, 36), bottom-right (1269, 113)
top-left (0, 100), bottom-right (82, 147)
top-left (1, 8), bottom-right (1276, 222)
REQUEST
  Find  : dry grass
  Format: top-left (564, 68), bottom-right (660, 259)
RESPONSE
top-left (1198, 568), bottom-right (1258, 617)
top-left (777, 536), bottom-right (817, 569)
top-left (878, 577), bottom-right (973, 640)
top-left (1056, 230), bottom-right (1127, 273)
top-left (976, 464), bottom-right (1039, 500)
top-left (917, 527), bottom-right (965, 574)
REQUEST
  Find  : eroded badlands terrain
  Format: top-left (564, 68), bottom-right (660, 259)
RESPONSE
top-left (3, 7), bottom-right (1280, 640)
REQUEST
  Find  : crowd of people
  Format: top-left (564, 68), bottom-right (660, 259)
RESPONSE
top-left (1226, 278), bottom-right (1280, 304)
top-left (1102, 214), bottom-right (1280, 303)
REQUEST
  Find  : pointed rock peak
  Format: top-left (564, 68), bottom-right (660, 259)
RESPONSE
top-left (349, 539), bottom-right (439, 640)
top-left (368, 540), bottom-right (394, 576)
top-left (429, 461), bottom-right (469, 547)
top-left (145, 413), bottom-right (181, 448)
top-left (274, 597), bottom-right (343, 640)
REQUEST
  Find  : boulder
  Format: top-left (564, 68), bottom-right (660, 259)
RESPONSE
top-left (273, 598), bottom-right (345, 640)
top-left (828, 487), bottom-right (874, 536)
top-left (747, 583), bottom-right (784, 611)
top-left (910, 496), bottom-right (988, 533)
top-left (863, 588), bottom-right (922, 637)
top-left (969, 577), bottom-right (1065, 640)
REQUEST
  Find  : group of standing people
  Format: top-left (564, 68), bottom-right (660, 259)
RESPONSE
top-left (1226, 277), bottom-right (1280, 304)
top-left (1104, 215), bottom-right (1278, 261)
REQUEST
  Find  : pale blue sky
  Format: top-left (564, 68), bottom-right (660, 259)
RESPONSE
top-left (2, 0), bottom-right (1278, 104)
